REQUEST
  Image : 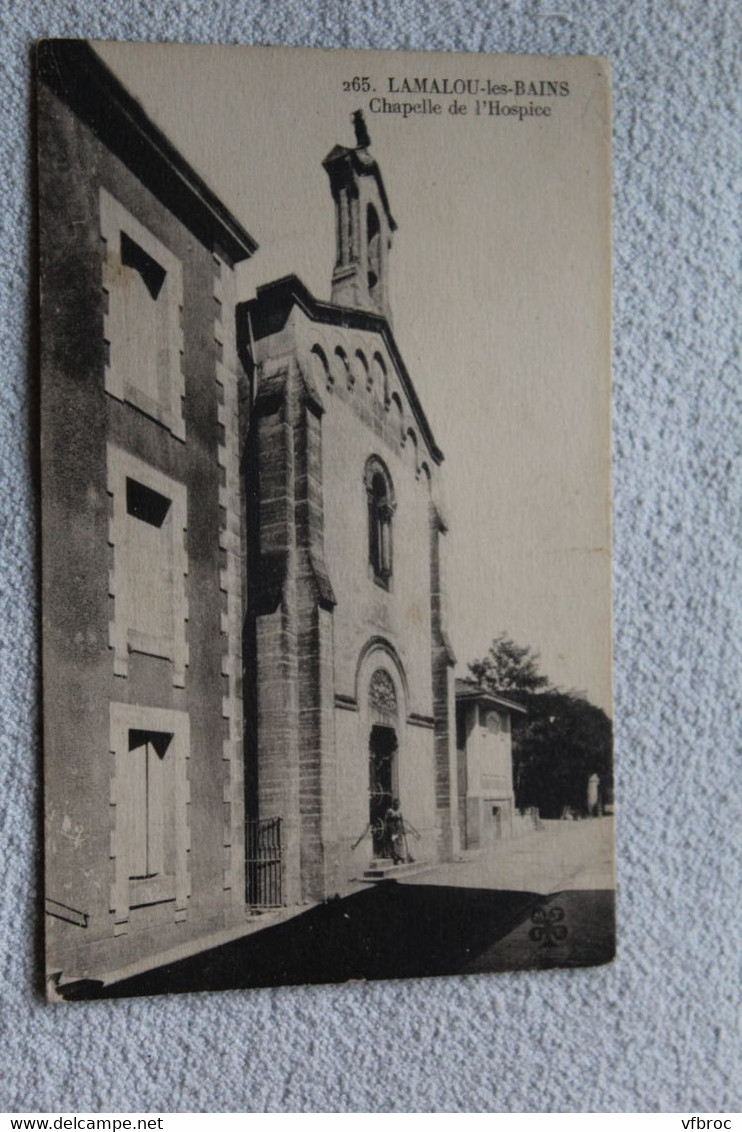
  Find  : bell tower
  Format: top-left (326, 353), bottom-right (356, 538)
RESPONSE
top-left (323, 110), bottom-right (397, 321)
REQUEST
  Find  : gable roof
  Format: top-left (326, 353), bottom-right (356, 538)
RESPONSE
top-left (455, 678), bottom-right (527, 714)
top-left (241, 274), bottom-right (444, 464)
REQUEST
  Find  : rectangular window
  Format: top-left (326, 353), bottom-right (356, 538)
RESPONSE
top-left (126, 477), bottom-right (171, 526)
top-left (110, 704), bottom-right (190, 931)
top-left (108, 446), bottom-right (188, 686)
top-left (100, 190), bottom-right (185, 439)
top-left (125, 476), bottom-right (175, 650)
top-left (123, 730), bottom-right (175, 882)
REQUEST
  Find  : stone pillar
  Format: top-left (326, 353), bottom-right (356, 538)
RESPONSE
top-left (429, 502), bottom-right (459, 861)
top-left (214, 253), bottom-right (246, 920)
top-left (293, 368), bottom-right (337, 901)
top-left (248, 354), bottom-right (337, 907)
top-left (249, 360), bottom-right (302, 906)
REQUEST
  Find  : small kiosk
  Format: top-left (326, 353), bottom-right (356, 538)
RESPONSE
top-left (455, 679), bottom-right (526, 850)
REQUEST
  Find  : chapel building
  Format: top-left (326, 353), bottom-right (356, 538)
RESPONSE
top-left (240, 113), bottom-right (460, 903)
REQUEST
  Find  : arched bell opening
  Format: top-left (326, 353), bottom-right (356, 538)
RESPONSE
top-left (367, 203), bottom-right (381, 295)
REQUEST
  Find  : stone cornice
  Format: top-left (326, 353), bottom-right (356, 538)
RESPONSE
top-left (37, 39), bottom-right (258, 265)
top-left (241, 275), bottom-right (444, 465)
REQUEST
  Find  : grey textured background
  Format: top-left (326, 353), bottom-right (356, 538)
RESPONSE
top-left (1, 0), bottom-right (740, 1114)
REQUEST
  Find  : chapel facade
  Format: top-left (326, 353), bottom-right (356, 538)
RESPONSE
top-left (241, 114), bottom-right (460, 903)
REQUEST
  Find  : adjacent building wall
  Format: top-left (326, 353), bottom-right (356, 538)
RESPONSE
top-left (40, 68), bottom-right (251, 988)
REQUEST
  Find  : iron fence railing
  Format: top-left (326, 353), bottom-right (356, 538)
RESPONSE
top-left (246, 817), bottom-right (283, 908)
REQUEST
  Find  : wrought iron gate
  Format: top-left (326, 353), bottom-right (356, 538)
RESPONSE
top-left (246, 817), bottom-right (283, 908)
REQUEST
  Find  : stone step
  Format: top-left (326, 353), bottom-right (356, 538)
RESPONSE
top-left (362, 859), bottom-right (427, 881)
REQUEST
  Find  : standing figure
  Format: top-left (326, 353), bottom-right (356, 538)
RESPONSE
top-left (384, 798), bottom-right (412, 864)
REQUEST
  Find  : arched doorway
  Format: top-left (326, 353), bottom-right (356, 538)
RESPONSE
top-left (368, 724), bottom-right (398, 856)
top-left (367, 668), bottom-right (399, 857)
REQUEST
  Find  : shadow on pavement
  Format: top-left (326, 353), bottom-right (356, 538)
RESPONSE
top-left (61, 884), bottom-right (614, 1001)
top-left (462, 889), bottom-right (616, 974)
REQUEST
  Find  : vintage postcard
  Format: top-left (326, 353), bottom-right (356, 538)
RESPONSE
top-left (38, 40), bottom-right (613, 1000)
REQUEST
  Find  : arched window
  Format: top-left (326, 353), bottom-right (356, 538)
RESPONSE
top-left (364, 456), bottom-right (395, 588)
top-left (486, 710), bottom-right (502, 734)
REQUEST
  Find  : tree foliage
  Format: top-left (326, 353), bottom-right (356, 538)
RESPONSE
top-left (469, 633), bottom-right (550, 701)
top-left (468, 635), bottom-right (613, 819)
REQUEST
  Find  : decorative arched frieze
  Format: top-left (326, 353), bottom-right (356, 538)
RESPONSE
top-left (355, 349), bottom-right (370, 393)
top-left (404, 427), bottom-right (420, 476)
top-left (390, 391), bottom-right (404, 442)
top-left (373, 352), bottom-right (389, 407)
top-left (334, 345), bottom-right (353, 390)
top-left (311, 343), bottom-right (332, 393)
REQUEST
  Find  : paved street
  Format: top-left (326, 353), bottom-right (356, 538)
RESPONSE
top-left (405, 817), bottom-right (615, 895)
top-left (63, 819), bottom-right (615, 1000)
top-left (399, 817), bottom-right (615, 974)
